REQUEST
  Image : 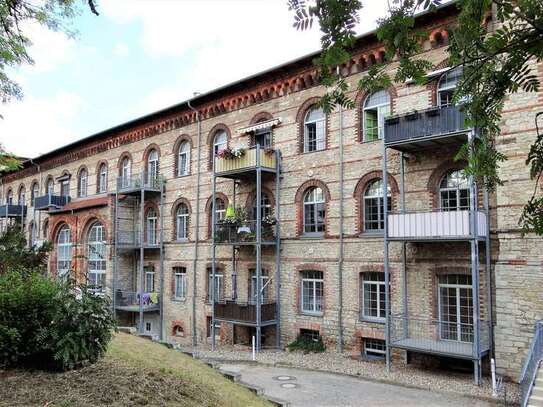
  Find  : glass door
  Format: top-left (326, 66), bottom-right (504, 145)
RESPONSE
top-left (438, 275), bottom-right (473, 343)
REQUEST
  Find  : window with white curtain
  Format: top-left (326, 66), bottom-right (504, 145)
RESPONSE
top-left (88, 222), bottom-right (106, 291)
top-left (146, 208), bottom-right (158, 245)
top-left (301, 270), bottom-right (323, 314)
top-left (303, 187), bottom-right (325, 234)
top-left (363, 179), bottom-right (391, 232)
top-left (121, 157), bottom-right (131, 188)
top-left (56, 225), bottom-right (72, 280)
top-left (304, 106), bottom-right (326, 152)
top-left (438, 67), bottom-right (463, 107)
top-left (98, 164), bottom-right (108, 193)
top-left (178, 141), bottom-right (190, 176)
top-left (439, 170), bottom-right (470, 211)
top-left (78, 169), bottom-right (88, 197)
top-left (176, 203), bottom-right (189, 240)
top-left (147, 149), bottom-right (159, 184)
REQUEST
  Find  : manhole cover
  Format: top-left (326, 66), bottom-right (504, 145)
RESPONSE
top-left (273, 375), bottom-right (296, 381)
top-left (280, 383), bottom-right (298, 389)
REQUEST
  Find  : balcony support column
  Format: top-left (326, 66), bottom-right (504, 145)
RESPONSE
top-left (382, 143), bottom-right (391, 373)
top-left (211, 174), bottom-right (217, 351)
top-left (112, 189), bottom-right (118, 312)
top-left (138, 187), bottom-right (144, 335)
top-left (231, 181), bottom-right (237, 301)
top-left (255, 144), bottom-right (262, 352)
top-left (468, 130), bottom-right (482, 385)
top-left (159, 181), bottom-right (165, 341)
top-left (484, 182), bottom-right (494, 361)
top-left (274, 149), bottom-right (281, 349)
top-left (400, 153), bottom-right (408, 343)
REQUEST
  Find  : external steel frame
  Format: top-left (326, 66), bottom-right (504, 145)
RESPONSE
top-left (211, 143), bottom-right (281, 352)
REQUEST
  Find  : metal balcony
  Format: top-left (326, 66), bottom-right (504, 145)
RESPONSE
top-left (214, 146), bottom-right (277, 179)
top-left (0, 204), bottom-right (27, 218)
top-left (34, 195), bottom-right (70, 211)
top-left (387, 209), bottom-right (487, 241)
top-left (115, 290), bottom-right (160, 312)
top-left (116, 230), bottom-right (160, 249)
top-left (117, 172), bottom-right (162, 195)
top-left (384, 105), bottom-right (469, 152)
top-left (214, 220), bottom-right (276, 245)
top-left (214, 300), bottom-right (277, 326)
top-left (389, 315), bottom-right (490, 359)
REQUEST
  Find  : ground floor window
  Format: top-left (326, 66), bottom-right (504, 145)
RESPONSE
top-left (438, 274), bottom-right (473, 343)
top-left (363, 338), bottom-right (386, 360)
top-left (360, 272), bottom-right (386, 321)
top-left (145, 321), bottom-right (152, 333)
top-left (301, 270), bottom-right (323, 315)
top-left (300, 329), bottom-right (320, 342)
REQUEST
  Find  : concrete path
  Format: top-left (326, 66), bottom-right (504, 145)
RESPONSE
top-left (219, 363), bottom-right (496, 407)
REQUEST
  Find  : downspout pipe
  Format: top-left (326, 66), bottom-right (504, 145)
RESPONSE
top-left (29, 159), bottom-right (41, 240)
top-left (187, 96), bottom-right (201, 347)
top-left (337, 66), bottom-right (345, 353)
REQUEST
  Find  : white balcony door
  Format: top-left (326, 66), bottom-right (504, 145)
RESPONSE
top-left (438, 275), bottom-right (473, 343)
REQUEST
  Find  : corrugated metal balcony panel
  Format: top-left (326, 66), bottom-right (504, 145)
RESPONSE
top-left (384, 105), bottom-right (469, 151)
top-left (214, 300), bottom-right (277, 325)
top-left (388, 210), bottom-right (487, 241)
top-left (34, 195), bottom-right (70, 211)
top-left (0, 204), bottom-right (27, 217)
top-left (214, 148), bottom-right (276, 177)
top-left (117, 173), bottom-right (162, 194)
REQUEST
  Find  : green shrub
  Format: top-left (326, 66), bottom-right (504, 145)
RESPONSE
top-left (286, 333), bottom-right (326, 353)
top-left (0, 271), bottom-right (116, 370)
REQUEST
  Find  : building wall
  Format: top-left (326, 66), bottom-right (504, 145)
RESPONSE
top-left (1, 11), bottom-right (542, 380)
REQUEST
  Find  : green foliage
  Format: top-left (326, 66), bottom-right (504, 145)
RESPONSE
top-left (287, 333), bottom-right (326, 353)
top-left (0, 225), bottom-right (51, 275)
top-left (0, 0), bottom-right (98, 110)
top-left (0, 271), bottom-right (116, 370)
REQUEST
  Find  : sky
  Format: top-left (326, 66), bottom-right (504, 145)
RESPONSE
top-left (0, 0), bottom-right (388, 159)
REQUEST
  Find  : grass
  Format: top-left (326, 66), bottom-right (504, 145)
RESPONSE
top-left (0, 332), bottom-right (271, 407)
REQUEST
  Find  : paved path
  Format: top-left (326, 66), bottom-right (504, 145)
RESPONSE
top-left (219, 363), bottom-right (496, 407)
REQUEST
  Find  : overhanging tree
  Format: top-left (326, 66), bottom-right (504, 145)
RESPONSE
top-left (289, 0), bottom-right (543, 234)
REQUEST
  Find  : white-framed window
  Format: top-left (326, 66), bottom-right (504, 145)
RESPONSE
top-left (173, 267), bottom-right (187, 299)
top-left (60, 179), bottom-right (70, 198)
top-left (6, 189), bottom-right (13, 205)
top-left (252, 192), bottom-right (272, 221)
top-left (304, 106), bottom-right (326, 152)
top-left (56, 225), bottom-right (72, 281)
top-left (438, 67), bottom-right (462, 107)
top-left (88, 222), bottom-right (106, 291)
top-left (146, 208), bottom-right (158, 245)
top-left (213, 130), bottom-right (227, 156)
top-left (18, 187), bottom-right (25, 206)
top-left (363, 179), bottom-right (391, 232)
top-left (250, 269), bottom-right (269, 304)
top-left (439, 170), bottom-right (470, 211)
top-left (301, 270), bottom-right (323, 315)
top-left (144, 266), bottom-right (155, 292)
top-left (78, 169), bottom-right (87, 198)
top-left (363, 90), bottom-right (390, 142)
top-left (178, 141), bottom-right (190, 176)
top-left (31, 183), bottom-right (39, 206)
top-left (363, 338), bottom-right (386, 360)
top-left (121, 157), bottom-right (131, 188)
top-left (46, 178), bottom-right (54, 195)
top-left (176, 203), bottom-right (189, 240)
top-left (361, 272), bottom-right (386, 321)
top-left (207, 269), bottom-right (224, 302)
top-left (303, 187), bottom-right (325, 234)
top-left (254, 128), bottom-right (272, 148)
top-left (98, 163), bottom-right (108, 193)
top-left (438, 274), bottom-right (473, 343)
top-left (214, 198), bottom-right (226, 222)
top-left (147, 149), bottom-right (159, 184)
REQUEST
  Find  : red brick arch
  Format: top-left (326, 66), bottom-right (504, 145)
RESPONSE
top-left (294, 179), bottom-right (331, 237)
top-left (249, 111), bottom-right (273, 125)
top-left (353, 170), bottom-right (399, 234)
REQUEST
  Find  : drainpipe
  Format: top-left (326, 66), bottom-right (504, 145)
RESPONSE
top-left (188, 95), bottom-right (202, 347)
top-left (29, 159), bottom-right (41, 241)
top-left (337, 66), bottom-right (345, 353)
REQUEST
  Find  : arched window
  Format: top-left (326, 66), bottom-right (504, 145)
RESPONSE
top-left (438, 67), bottom-right (462, 107)
top-left (56, 225), bottom-right (72, 280)
top-left (301, 270), bottom-right (323, 314)
top-left (213, 131), bottom-right (227, 156)
top-left (6, 189), bottom-right (13, 205)
top-left (121, 157), bottom-right (131, 188)
top-left (252, 192), bottom-right (272, 220)
top-left (303, 187), bottom-right (325, 234)
top-left (364, 179), bottom-right (391, 232)
top-left (146, 208), bottom-right (158, 245)
top-left (147, 149), bottom-right (159, 184)
top-left (304, 106), bottom-right (326, 152)
top-left (363, 90), bottom-right (390, 142)
top-left (46, 177), bottom-right (54, 195)
top-left (439, 170), bottom-right (470, 211)
top-left (18, 187), bottom-right (25, 206)
top-left (88, 222), bottom-right (106, 291)
top-left (29, 221), bottom-right (37, 247)
top-left (177, 141), bottom-right (190, 176)
top-left (78, 169), bottom-right (88, 197)
top-left (98, 163), bottom-right (108, 193)
top-left (31, 182), bottom-right (39, 206)
top-left (176, 203), bottom-right (189, 240)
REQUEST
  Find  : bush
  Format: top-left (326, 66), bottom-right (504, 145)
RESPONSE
top-left (0, 271), bottom-right (116, 370)
top-left (286, 333), bottom-right (326, 353)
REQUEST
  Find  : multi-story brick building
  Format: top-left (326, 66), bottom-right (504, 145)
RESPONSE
top-left (1, 2), bottom-right (541, 385)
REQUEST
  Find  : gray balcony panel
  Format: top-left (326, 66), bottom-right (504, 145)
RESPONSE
top-left (0, 204), bottom-right (27, 217)
top-left (34, 195), bottom-right (70, 211)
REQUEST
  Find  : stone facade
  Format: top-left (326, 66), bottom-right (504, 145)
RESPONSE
top-left (0, 4), bottom-right (541, 381)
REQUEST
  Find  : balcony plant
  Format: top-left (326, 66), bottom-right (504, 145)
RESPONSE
top-left (216, 147), bottom-right (246, 160)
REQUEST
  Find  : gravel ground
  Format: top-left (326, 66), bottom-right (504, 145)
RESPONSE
top-left (176, 344), bottom-right (519, 405)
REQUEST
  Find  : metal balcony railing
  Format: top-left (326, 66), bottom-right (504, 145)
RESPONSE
top-left (117, 230), bottom-right (159, 248)
top-left (34, 194), bottom-right (70, 211)
top-left (388, 209), bottom-right (487, 240)
top-left (117, 172), bottom-right (162, 193)
top-left (384, 105), bottom-right (467, 145)
top-left (214, 147), bottom-right (276, 175)
top-left (389, 315), bottom-right (490, 359)
top-left (214, 300), bottom-right (276, 324)
top-left (0, 204), bottom-right (27, 217)
top-left (519, 321), bottom-right (543, 407)
top-left (214, 220), bottom-right (276, 244)
top-left (115, 290), bottom-right (160, 311)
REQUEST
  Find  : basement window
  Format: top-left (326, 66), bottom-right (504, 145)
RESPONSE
top-left (363, 338), bottom-right (386, 360)
top-left (300, 329), bottom-right (320, 342)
